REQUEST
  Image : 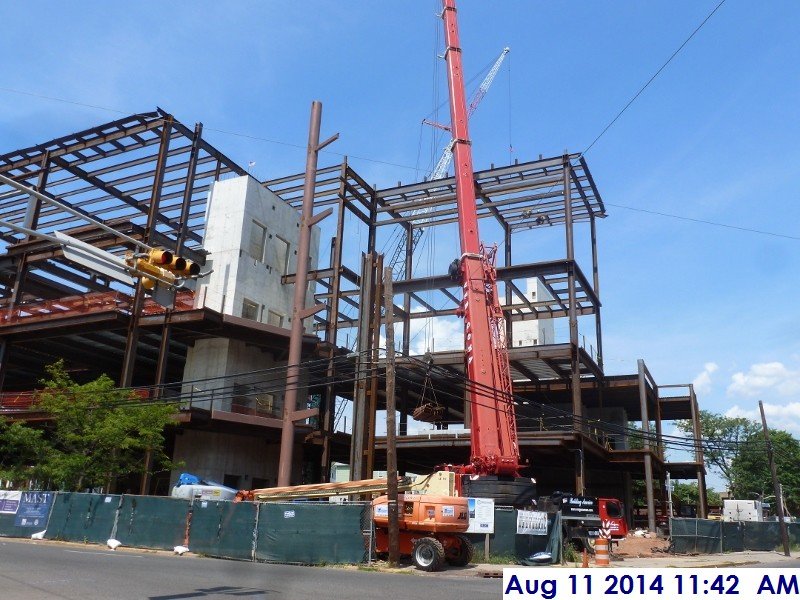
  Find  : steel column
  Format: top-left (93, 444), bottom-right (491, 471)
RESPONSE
top-left (689, 384), bottom-right (708, 519)
top-left (0, 153), bottom-right (50, 390)
top-left (590, 214), bottom-right (603, 370)
top-left (638, 358), bottom-right (656, 533)
top-left (154, 122), bottom-right (203, 388)
top-left (350, 252), bottom-right (375, 481)
top-left (277, 101), bottom-right (336, 487)
top-left (564, 156), bottom-right (581, 431)
top-left (120, 117), bottom-right (173, 387)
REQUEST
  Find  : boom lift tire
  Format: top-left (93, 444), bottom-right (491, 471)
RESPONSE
top-left (445, 534), bottom-right (474, 566)
top-left (412, 537), bottom-right (446, 572)
top-left (461, 475), bottom-right (537, 507)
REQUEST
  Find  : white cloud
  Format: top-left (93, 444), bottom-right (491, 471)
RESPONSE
top-left (727, 362), bottom-right (800, 398)
top-left (725, 402), bottom-right (800, 436)
top-left (692, 362), bottom-right (719, 396)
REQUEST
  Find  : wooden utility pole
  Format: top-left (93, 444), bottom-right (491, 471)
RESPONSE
top-left (383, 266), bottom-right (400, 566)
top-left (758, 400), bottom-right (790, 557)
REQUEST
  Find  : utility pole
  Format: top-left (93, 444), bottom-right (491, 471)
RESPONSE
top-left (277, 102), bottom-right (337, 487)
top-left (758, 400), bottom-right (790, 557)
top-left (383, 267), bottom-right (399, 566)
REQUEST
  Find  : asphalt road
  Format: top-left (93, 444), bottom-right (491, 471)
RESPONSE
top-left (0, 538), bottom-right (500, 600)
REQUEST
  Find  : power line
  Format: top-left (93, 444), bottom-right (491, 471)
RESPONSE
top-left (582, 0), bottom-right (728, 155)
top-left (605, 202), bottom-right (800, 241)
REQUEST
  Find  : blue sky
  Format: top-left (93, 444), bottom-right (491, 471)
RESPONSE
top-left (1, 1), bottom-right (799, 484)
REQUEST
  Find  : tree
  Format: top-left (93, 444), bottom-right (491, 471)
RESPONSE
top-left (0, 361), bottom-right (177, 491)
top-left (676, 410), bottom-right (759, 490)
top-left (729, 429), bottom-right (800, 515)
top-left (671, 482), bottom-right (721, 511)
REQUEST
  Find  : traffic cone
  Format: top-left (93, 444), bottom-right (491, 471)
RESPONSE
top-left (594, 538), bottom-right (610, 567)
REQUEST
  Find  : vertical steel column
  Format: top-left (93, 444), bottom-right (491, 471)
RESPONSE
top-left (320, 178), bottom-right (346, 480)
top-left (0, 153), bottom-right (50, 390)
top-left (383, 266), bottom-right (399, 565)
top-left (504, 224), bottom-right (512, 342)
top-left (399, 224), bottom-right (413, 437)
top-left (277, 101), bottom-right (337, 487)
top-left (590, 214), bottom-right (604, 371)
top-left (120, 117), bottom-right (173, 387)
top-left (350, 253), bottom-right (375, 481)
top-left (365, 254), bottom-right (384, 478)
top-left (638, 359), bottom-right (656, 533)
top-left (563, 156), bottom-right (581, 432)
top-left (689, 384), bottom-right (708, 518)
top-left (154, 122), bottom-right (203, 387)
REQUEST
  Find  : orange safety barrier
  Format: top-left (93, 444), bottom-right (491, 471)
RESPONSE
top-left (594, 537), bottom-right (610, 567)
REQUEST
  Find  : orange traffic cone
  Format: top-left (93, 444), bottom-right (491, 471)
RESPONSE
top-left (594, 538), bottom-right (610, 567)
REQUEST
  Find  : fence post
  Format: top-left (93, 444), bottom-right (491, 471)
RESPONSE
top-left (252, 502), bottom-right (260, 562)
top-left (719, 519), bottom-right (723, 554)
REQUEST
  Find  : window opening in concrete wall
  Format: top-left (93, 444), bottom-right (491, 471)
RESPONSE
top-left (274, 235), bottom-right (290, 275)
top-left (223, 474), bottom-right (241, 489)
top-left (266, 310), bottom-right (284, 328)
top-left (249, 220), bottom-right (268, 262)
top-left (251, 477), bottom-right (269, 489)
top-left (242, 298), bottom-right (259, 321)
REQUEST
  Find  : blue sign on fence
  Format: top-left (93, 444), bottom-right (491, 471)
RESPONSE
top-left (14, 492), bottom-right (54, 528)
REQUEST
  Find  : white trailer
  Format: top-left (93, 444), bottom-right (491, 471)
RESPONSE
top-left (723, 499), bottom-right (764, 522)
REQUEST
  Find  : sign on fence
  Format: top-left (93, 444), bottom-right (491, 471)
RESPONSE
top-left (466, 497), bottom-right (495, 534)
top-left (516, 509), bottom-right (548, 535)
top-left (0, 491), bottom-right (21, 514)
top-left (14, 492), bottom-right (54, 528)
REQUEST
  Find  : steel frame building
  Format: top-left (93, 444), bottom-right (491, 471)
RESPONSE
top-left (0, 110), bottom-right (707, 527)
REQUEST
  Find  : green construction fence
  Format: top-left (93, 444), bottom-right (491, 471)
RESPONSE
top-left (254, 502), bottom-right (370, 565)
top-left (466, 507), bottom-right (561, 564)
top-left (671, 518), bottom-right (800, 553)
top-left (188, 499), bottom-right (257, 561)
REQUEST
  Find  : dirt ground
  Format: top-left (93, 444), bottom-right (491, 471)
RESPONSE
top-left (613, 533), bottom-right (671, 558)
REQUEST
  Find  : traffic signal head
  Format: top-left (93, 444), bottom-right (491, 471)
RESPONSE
top-left (169, 256), bottom-right (201, 277)
top-left (148, 249), bottom-right (174, 266)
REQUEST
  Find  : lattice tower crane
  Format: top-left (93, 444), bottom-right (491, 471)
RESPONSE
top-left (387, 46), bottom-right (510, 278)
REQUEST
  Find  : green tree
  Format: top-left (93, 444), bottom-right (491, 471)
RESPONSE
top-left (0, 361), bottom-right (177, 491)
top-left (0, 419), bottom-right (51, 485)
top-left (671, 482), bottom-right (721, 511)
top-left (729, 429), bottom-right (800, 515)
top-left (676, 410), bottom-right (759, 490)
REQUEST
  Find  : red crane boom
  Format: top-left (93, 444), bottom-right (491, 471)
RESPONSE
top-left (440, 0), bottom-right (520, 478)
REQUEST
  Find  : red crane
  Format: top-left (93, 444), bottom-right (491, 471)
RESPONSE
top-left (438, 0), bottom-right (531, 501)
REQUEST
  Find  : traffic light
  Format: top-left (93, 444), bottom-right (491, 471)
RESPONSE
top-left (166, 255), bottom-right (201, 277)
top-left (126, 247), bottom-right (203, 292)
top-left (127, 253), bottom-right (176, 290)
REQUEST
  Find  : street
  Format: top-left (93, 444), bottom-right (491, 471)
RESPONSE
top-left (0, 539), bottom-right (499, 600)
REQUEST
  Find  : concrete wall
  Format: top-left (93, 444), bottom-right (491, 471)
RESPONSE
top-left (194, 175), bottom-right (320, 330)
top-left (169, 429), bottom-right (303, 490)
top-left (172, 175), bottom-right (321, 490)
top-left (512, 278), bottom-right (555, 347)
